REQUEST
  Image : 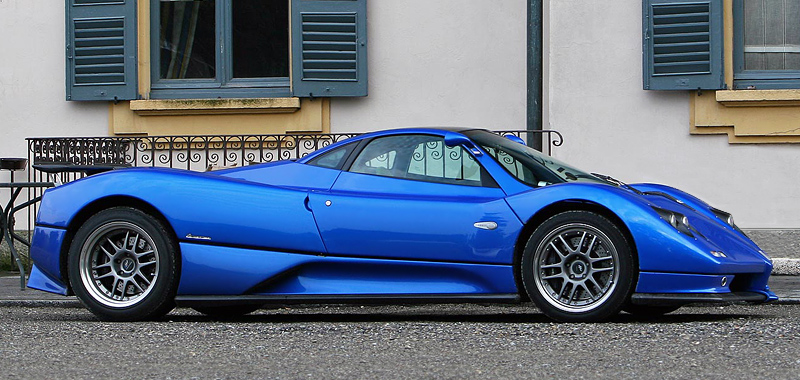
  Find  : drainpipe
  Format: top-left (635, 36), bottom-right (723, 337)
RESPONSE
top-left (527, 0), bottom-right (543, 151)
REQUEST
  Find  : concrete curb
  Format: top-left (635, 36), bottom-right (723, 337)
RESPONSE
top-left (772, 258), bottom-right (800, 276)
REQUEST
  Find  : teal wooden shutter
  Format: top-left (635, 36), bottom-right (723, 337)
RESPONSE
top-left (66, 0), bottom-right (138, 101)
top-left (291, 0), bottom-right (368, 97)
top-left (643, 0), bottom-right (724, 90)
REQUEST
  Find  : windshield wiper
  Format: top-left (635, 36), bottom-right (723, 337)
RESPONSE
top-left (591, 173), bottom-right (643, 195)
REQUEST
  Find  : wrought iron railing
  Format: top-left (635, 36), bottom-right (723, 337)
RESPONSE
top-left (25, 129), bottom-right (562, 184)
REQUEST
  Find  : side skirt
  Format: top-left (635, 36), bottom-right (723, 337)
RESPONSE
top-left (630, 291), bottom-right (767, 306)
top-left (175, 294), bottom-right (521, 308)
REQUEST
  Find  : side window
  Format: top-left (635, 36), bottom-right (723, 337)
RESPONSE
top-left (482, 146), bottom-right (539, 185)
top-left (350, 135), bottom-right (496, 187)
top-left (307, 141), bottom-right (358, 170)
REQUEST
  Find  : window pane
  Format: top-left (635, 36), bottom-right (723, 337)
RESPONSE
top-left (232, 0), bottom-right (289, 78)
top-left (307, 141), bottom-right (358, 169)
top-left (743, 0), bottom-right (800, 71)
top-left (351, 135), bottom-right (488, 187)
top-left (159, 0), bottom-right (216, 79)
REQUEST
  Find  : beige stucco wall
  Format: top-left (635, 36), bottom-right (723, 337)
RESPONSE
top-left (0, 0), bottom-right (108, 187)
top-left (330, 0), bottom-right (528, 133)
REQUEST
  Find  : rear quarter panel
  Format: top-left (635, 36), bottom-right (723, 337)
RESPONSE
top-left (36, 168), bottom-right (326, 254)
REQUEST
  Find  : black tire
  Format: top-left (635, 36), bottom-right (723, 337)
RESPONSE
top-left (193, 305), bottom-right (262, 318)
top-left (521, 210), bottom-right (636, 322)
top-left (623, 304), bottom-right (680, 318)
top-left (68, 207), bottom-right (179, 321)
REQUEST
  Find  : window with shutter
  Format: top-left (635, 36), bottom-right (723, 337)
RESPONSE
top-left (291, 0), bottom-right (368, 97)
top-left (66, 0), bottom-right (138, 101)
top-left (642, 0), bottom-right (725, 90)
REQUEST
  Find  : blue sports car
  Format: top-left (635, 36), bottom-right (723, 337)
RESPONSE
top-left (27, 128), bottom-right (776, 322)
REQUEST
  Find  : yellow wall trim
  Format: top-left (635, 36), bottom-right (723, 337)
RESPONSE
top-left (716, 90), bottom-right (800, 107)
top-left (111, 98), bottom-right (329, 136)
top-left (130, 98), bottom-right (301, 116)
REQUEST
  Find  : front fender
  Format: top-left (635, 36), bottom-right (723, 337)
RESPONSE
top-left (504, 183), bottom-right (758, 275)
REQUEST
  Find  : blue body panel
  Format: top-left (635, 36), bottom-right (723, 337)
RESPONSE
top-left (219, 161), bottom-right (341, 190)
top-left (27, 127), bottom-right (775, 304)
top-left (36, 169), bottom-right (326, 254)
top-left (310, 171), bottom-right (522, 264)
top-left (178, 243), bottom-right (516, 295)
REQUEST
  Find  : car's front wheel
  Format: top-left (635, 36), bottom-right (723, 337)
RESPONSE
top-left (521, 211), bottom-right (636, 322)
top-left (68, 207), bottom-right (179, 321)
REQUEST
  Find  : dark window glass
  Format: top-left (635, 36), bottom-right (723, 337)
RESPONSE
top-left (159, 0), bottom-right (216, 79)
top-left (307, 141), bottom-right (358, 169)
top-left (232, 0), bottom-right (290, 78)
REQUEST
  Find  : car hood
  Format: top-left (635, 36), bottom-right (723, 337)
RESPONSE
top-left (629, 183), bottom-right (766, 260)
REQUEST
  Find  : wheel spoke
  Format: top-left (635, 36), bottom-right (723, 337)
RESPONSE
top-left (577, 231), bottom-right (587, 254)
top-left (558, 280), bottom-right (569, 300)
top-left (541, 263), bottom-right (562, 270)
top-left (109, 278), bottom-right (119, 298)
top-left (590, 255), bottom-right (612, 263)
top-left (138, 260), bottom-right (156, 268)
top-left (135, 250), bottom-right (154, 259)
top-left (586, 236), bottom-right (598, 255)
top-left (581, 283), bottom-right (596, 300)
top-left (558, 236), bottom-right (574, 254)
top-left (123, 231), bottom-right (130, 249)
top-left (567, 284), bottom-right (578, 305)
top-left (130, 280), bottom-right (145, 293)
top-left (106, 238), bottom-right (121, 251)
top-left (588, 276), bottom-right (603, 293)
top-left (135, 272), bottom-right (152, 286)
top-left (95, 271), bottom-right (115, 280)
top-left (593, 267), bottom-right (614, 273)
top-left (100, 246), bottom-right (114, 260)
top-left (130, 233), bottom-right (140, 253)
top-left (542, 272), bottom-right (565, 281)
top-left (92, 262), bottom-right (112, 270)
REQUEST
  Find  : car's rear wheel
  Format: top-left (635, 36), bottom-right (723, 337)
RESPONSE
top-left (521, 211), bottom-right (635, 322)
top-left (68, 207), bottom-right (178, 321)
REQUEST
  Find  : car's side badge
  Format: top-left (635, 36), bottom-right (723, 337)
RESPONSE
top-left (186, 234), bottom-right (212, 241)
top-left (474, 222), bottom-right (498, 230)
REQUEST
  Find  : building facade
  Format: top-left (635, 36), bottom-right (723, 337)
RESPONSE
top-left (0, 0), bottom-right (798, 252)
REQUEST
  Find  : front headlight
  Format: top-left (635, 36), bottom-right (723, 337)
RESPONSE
top-left (710, 207), bottom-right (747, 236)
top-left (652, 206), bottom-right (696, 238)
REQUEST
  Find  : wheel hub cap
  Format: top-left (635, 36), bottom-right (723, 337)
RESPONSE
top-left (79, 222), bottom-right (160, 308)
top-left (533, 223), bottom-right (620, 313)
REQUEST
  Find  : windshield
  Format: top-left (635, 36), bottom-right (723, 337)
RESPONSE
top-left (464, 130), bottom-right (607, 187)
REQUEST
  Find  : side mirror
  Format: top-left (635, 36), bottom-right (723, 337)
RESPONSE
top-left (505, 134), bottom-right (526, 145)
top-left (443, 132), bottom-right (483, 156)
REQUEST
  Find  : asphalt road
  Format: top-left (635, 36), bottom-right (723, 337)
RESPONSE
top-left (0, 303), bottom-right (798, 379)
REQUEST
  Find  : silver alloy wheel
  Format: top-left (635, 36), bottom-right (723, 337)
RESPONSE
top-left (533, 223), bottom-right (619, 313)
top-left (78, 221), bottom-right (160, 308)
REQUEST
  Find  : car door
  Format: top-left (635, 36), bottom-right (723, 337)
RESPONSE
top-left (308, 134), bottom-right (523, 265)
